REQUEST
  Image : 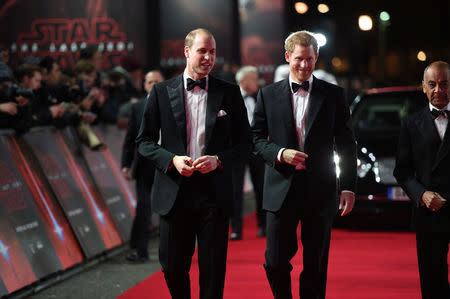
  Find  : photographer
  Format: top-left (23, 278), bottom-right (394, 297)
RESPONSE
top-left (0, 61), bottom-right (33, 134)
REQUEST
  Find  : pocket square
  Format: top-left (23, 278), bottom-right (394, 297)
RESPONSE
top-left (217, 110), bottom-right (227, 117)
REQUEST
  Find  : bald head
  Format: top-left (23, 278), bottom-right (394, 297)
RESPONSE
top-left (422, 61), bottom-right (449, 109)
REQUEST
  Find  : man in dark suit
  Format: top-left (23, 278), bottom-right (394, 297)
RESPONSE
top-left (121, 70), bottom-right (164, 262)
top-left (394, 61), bottom-right (450, 299)
top-left (252, 30), bottom-right (357, 299)
top-left (136, 28), bottom-right (251, 299)
top-left (230, 65), bottom-right (266, 240)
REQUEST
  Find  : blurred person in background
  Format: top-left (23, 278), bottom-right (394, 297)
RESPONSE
top-left (394, 61), bottom-right (450, 299)
top-left (0, 61), bottom-right (33, 133)
top-left (16, 63), bottom-right (66, 127)
top-left (79, 44), bottom-right (106, 86)
top-left (230, 65), bottom-right (265, 240)
top-left (121, 69), bottom-right (164, 262)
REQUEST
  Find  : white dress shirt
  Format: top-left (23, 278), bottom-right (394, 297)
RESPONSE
top-left (430, 102), bottom-right (449, 141)
top-left (290, 76), bottom-right (313, 151)
top-left (277, 76), bottom-right (313, 161)
top-left (241, 88), bottom-right (256, 125)
top-left (184, 71), bottom-right (208, 160)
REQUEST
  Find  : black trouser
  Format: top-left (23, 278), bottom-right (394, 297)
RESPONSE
top-left (231, 154), bottom-right (265, 235)
top-left (264, 173), bottom-right (333, 299)
top-left (159, 173), bottom-right (230, 299)
top-left (416, 231), bottom-right (450, 299)
top-left (129, 171), bottom-right (154, 256)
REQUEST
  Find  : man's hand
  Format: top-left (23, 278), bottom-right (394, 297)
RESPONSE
top-left (421, 191), bottom-right (447, 212)
top-left (121, 167), bottom-right (132, 180)
top-left (50, 104), bottom-right (65, 118)
top-left (281, 149), bottom-right (308, 170)
top-left (339, 192), bottom-right (355, 216)
top-left (15, 96), bottom-right (28, 107)
top-left (192, 155), bottom-right (219, 174)
top-left (0, 102), bottom-right (18, 115)
top-left (173, 155), bottom-right (194, 177)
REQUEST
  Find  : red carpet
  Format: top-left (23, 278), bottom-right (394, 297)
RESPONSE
top-left (119, 214), bottom-right (448, 299)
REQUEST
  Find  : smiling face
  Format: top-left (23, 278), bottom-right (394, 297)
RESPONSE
top-left (184, 30), bottom-right (216, 80)
top-left (422, 62), bottom-right (449, 110)
top-left (285, 44), bottom-right (318, 83)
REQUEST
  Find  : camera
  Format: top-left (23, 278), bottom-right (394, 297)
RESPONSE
top-left (0, 84), bottom-right (34, 101)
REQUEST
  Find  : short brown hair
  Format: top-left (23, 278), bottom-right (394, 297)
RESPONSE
top-left (284, 30), bottom-right (318, 54)
top-left (184, 28), bottom-right (214, 48)
top-left (74, 59), bottom-right (96, 75)
top-left (16, 64), bottom-right (41, 83)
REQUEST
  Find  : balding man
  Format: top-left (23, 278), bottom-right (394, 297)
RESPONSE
top-left (121, 70), bottom-right (164, 262)
top-left (394, 61), bottom-right (450, 299)
top-left (230, 66), bottom-right (266, 240)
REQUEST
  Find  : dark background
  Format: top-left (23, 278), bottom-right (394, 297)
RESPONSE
top-left (0, 0), bottom-right (449, 86)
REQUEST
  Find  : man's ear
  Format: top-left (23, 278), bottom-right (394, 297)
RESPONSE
top-left (184, 46), bottom-right (190, 59)
top-left (285, 51), bottom-right (290, 63)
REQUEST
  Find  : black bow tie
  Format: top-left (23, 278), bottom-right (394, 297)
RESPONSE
top-left (186, 77), bottom-right (206, 91)
top-left (291, 81), bottom-right (309, 93)
top-left (431, 108), bottom-right (449, 119)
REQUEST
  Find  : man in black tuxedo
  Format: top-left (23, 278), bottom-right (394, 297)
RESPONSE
top-left (252, 30), bottom-right (357, 299)
top-left (136, 28), bottom-right (251, 299)
top-left (121, 70), bottom-right (164, 262)
top-left (230, 65), bottom-right (266, 240)
top-left (394, 61), bottom-right (450, 299)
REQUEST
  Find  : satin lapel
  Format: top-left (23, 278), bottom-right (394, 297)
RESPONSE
top-left (305, 77), bottom-right (325, 140)
top-left (276, 79), bottom-right (298, 147)
top-left (204, 76), bottom-right (224, 148)
top-left (167, 75), bottom-right (187, 150)
top-left (414, 108), bottom-right (441, 169)
top-left (434, 115), bottom-right (450, 169)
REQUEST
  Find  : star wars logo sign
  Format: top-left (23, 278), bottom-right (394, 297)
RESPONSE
top-left (17, 18), bottom-right (133, 68)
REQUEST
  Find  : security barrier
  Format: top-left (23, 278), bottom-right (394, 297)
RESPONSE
top-left (0, 125), bottom-right (136, 297)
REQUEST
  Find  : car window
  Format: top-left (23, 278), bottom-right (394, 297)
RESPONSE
top-left (352, 91), bottom-right (427, 134)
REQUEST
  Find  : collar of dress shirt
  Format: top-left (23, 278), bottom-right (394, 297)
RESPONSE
top-left (429, 102), bottom-right (450, 113)
top-left (289, 75), bottom-right (313, 94)
top-left (183, 70), bottom-right (209, 91)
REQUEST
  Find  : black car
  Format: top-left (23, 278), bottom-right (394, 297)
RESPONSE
top-left (334, 86), bottom-right (429, 229)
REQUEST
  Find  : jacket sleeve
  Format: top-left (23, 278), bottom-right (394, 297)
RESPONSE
top-left (136, 88), bottom-right (175, 173)
top-left (251, 88), bottom-right (283, 166)
top-left (333, 87), bottom-right (357, 192)
top-left (393, 117), bottom-right (426, 207)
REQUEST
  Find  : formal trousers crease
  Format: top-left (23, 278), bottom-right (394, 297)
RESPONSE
top-left (264, 172), bottom-right (334, 299)
top-left (159, 172), bottom-right (230, 299)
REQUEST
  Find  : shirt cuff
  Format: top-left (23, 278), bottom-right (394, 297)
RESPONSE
top-left (341, 190), bottom-right (355, 196)
top-left (277, 148), bottom-right (285, 163)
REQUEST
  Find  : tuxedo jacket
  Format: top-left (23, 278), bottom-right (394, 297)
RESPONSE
top-left (136, 74), bottom-right (251, 216)
top-left (394, 107), bottom-right (450, 232)
top-left (252, 77), bottom-right (357, 214)
top-left (121, 98), bottom-right (154, 180)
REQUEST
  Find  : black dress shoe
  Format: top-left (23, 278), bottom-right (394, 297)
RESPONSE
top-left (126, 250), bottom-right (149, 263)
top-left (257, 227), bottom-right (266, 238)
top-left (230, 232), bottom-right (242, 241)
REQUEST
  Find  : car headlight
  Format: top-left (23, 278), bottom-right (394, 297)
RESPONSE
top-left (357, 148), bottom-right (381, 182)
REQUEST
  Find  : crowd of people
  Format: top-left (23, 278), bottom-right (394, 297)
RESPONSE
top-left (0, 45), bottom-right (145, 144)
